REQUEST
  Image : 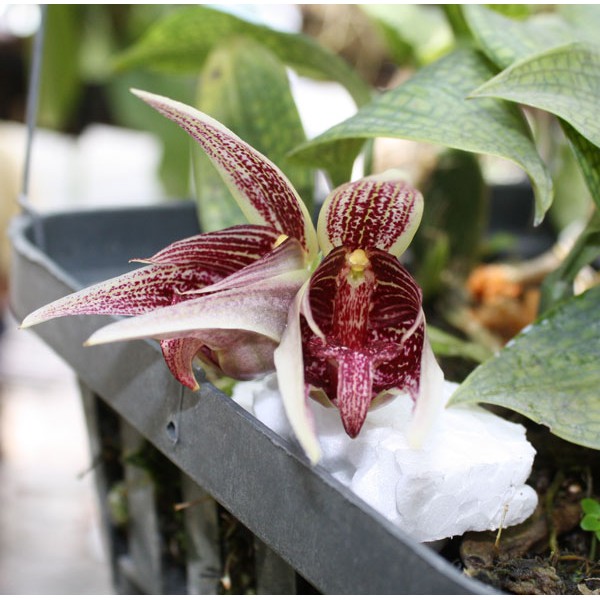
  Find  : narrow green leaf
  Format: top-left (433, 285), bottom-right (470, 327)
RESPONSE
top-left (194, 38), bottom-right (314, 231)
top-left (290, 48), bottom-right (553, 223)
top-left (428, 325), bottom-right (492, 364)
top-left (113, 5), bottom-right (371, 107)
top-left (449, 284), bottom-right (600, 451)
top-left (471, 42), bottom-right (600, 150)
top-left (38, 5), bottom-right (82, 130)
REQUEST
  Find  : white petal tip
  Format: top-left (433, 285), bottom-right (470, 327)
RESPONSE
top-left (306, 444), bottom-right (322, 465)
top-left (20, 313), bottom-right (46, 329)
top-left (406, 427), bottom-right (425, 450)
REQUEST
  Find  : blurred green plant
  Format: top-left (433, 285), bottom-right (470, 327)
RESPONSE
top-left (35, 5), bottom-right (372, 208)
top-left (35, 5), bottom-right (197, 197)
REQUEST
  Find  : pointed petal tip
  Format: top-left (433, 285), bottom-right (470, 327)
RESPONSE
top-left (340, 411), bottom-right (366, 439)
top-left (130, 87), bottom-right (148, 100)
top-left (176, 374), bottom-right (200, 392)
top-left (19, 317), bottom-right (33, 329)
top-left (20, 311), bottom-right (47, 329)
top-left (306, 444), bottom-right (322, 465)
top-left (83, 331), bottom-right (111, 347)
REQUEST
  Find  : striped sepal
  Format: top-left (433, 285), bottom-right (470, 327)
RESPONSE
top-left (137, 224), bottom-right (281, 271)
top-left (20, 263), bottom-right (221, 328)
top-left (317, 171), bottom-right (423, 257)
top-left (132, 89), bottom-right (318, 260)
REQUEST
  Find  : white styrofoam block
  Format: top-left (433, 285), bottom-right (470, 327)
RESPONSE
top-left (232, 375), bottom-right (538, 543)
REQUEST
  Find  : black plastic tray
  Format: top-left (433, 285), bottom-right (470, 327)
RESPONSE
top-left (9, 203), bottom-right (495, 594)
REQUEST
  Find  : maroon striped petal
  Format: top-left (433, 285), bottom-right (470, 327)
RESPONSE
top-left (302, 247), bottom-right (425, 437)
top-left (20, 263), bottom-right (221, 328)
top-left (161, 330), bottom-right (279, 390)
top-left (196, 237), bottom-right (306, 296)
top-left (85, 268), bottom-right (309, 354)
top-left (161, 338), bottom-right (204, 391)
top-left (136, 224), bottom-right (281, 271)
top-left (317, 171), bottom-right (423, 257)
top-left (21, 224), bottom-right (287, 329)
top-left (132, 89), bottom-right (318, 260)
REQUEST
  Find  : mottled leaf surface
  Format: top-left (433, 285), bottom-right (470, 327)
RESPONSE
top-left (471, 42), bottom-right (600, 150)
top-left (464, 4), bottom-right (600, 70)
top-left (290, 48), bottom-right (553, 223)
top-left (463, 5), bottom-right (576, 69)
top-left (449, 284), bottom-right (600, 450)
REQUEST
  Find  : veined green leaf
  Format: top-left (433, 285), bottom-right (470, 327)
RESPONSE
top-left (194, 38), bottom-right (313, 231)
top-left (290, 48), bottom-right (553, 224)
top-left (113, 5), bottom-right (371, 107)
top-left (463, 4), bottom-right (576, 69)
top-left (449, 284), bottom-right (600, 451)
top-left (471, 42), bottom-right (600, 150)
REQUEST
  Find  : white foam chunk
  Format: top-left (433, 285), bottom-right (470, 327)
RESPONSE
top-left (232, 375), bottom-right (538, 543)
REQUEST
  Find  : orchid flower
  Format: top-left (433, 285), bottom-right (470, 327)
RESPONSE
top-left (22, 90), bottom-right (316, 390)
top-left (21, 90), bottom-right (444, 464)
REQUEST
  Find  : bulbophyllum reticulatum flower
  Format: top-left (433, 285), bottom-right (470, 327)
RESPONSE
top-left (22, 90), bottom-right (444, 464)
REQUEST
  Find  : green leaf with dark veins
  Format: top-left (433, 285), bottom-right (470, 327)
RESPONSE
top-left (449, 284), bottom-right (600, 451)
top-left (471, 42), bottom-right (600, 150)
top-left (194, 38), bottom-right (313, 231)
top-left (113, 5), bottom-right (371, 107)
top-left (290, 48), bottom-right (553, 224)
top-left (463, 4), bottom-right (577, 69)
